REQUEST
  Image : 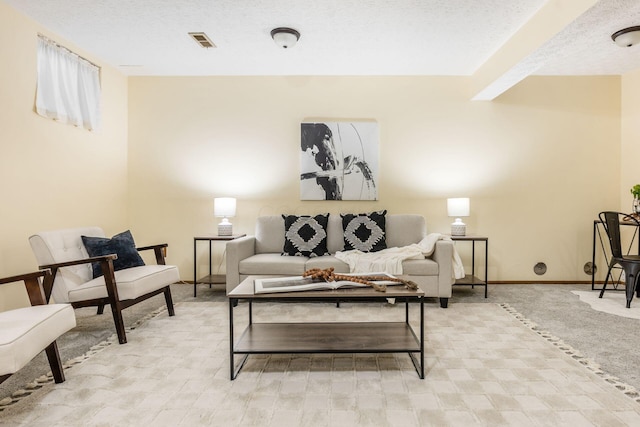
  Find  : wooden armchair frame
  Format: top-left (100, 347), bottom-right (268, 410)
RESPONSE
top-left (38, 244), bottom-right (175, 345)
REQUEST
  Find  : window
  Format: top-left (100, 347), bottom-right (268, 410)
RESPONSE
top-left (35, 35), bottom-right (101, 131)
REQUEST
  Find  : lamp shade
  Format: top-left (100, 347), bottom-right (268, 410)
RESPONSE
top-left (214, 197), bottom-right (236, 218)
top-left (447, 198), bottom-right (470, 217)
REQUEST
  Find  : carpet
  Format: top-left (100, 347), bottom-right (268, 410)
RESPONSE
top-left (2, 301), bottom-right (640, 427)
top-left (572, 290), bottom-right (640, 320)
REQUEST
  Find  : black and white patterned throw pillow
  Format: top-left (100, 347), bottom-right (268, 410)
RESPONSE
top-left (341, 210), bottom-right (387, 252)
top-left (282, 214), bottom-right (330, 257)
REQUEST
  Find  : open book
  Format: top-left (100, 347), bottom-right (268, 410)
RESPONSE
top-left (253, 272), bottom-right (398, 294)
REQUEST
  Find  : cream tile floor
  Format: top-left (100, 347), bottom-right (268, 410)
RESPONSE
top-left (1, 301), bottom-right (640, 426)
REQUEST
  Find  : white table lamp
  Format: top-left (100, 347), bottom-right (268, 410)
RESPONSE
top-left (214, 197), bottom-right (236, 236)
top-left (447, 198), bottom-right (470, 236)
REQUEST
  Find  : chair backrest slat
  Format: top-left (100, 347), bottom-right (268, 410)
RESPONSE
top-left (598, 211), bottom-right (640, 259)
top-left (600, 212), bottom-right (623, 258)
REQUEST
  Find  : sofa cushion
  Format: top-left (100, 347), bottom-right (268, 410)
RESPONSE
top-left (255, 216), bottom-right (286, 254)
top-left (253, 214), bottom-right (427, 255)
top-left (341, 210), bottom-right (387, 252)
top-left (386, 214), bottom-right (427, 248)
top-left (326, 214), bottom-right (345, 254)
top-left (282, 214), bottom-right (329, 258)
top-left (81, 230), bottom-right (145, 278)
top-left (240, 253), bottom-right (308, 276)
top-left (304, 255), bottom-right (350, 273)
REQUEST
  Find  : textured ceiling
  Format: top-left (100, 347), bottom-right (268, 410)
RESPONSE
top-left (2, 0), bottom-right (546, 75)
top-left (530, 0), bottom-right (640, 75)
top-left (4, 0), bottom-right (640, 98)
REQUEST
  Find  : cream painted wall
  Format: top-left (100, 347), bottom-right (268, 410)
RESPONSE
top-left (0, 3), bottom-right (129, 310)
top-left (0, 1), bottom-right (624, 310)
top-left (622, 70), bottom-right (640, 209)
top-left (128, 75), bottom-right (620, 284)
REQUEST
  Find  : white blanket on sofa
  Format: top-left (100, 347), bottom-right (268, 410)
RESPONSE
top-left (335, 233), bottom-right (465, 279)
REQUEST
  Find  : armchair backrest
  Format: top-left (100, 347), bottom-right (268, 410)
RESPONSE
top-left (29, 227), bottom-right (105, 303)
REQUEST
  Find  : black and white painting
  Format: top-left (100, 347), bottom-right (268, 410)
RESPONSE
top-left (300, 121), bottom-right (379, 201)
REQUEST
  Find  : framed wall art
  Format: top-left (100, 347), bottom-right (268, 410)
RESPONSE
top-left (300, 121), bottom-right (379, 201)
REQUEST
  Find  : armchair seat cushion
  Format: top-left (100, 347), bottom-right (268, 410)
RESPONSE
top-left (0, 304), bottom-right (75, 376)
top-left (68, 265), bottom-right (179, 302)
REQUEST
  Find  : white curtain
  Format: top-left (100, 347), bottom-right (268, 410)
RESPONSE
top-left (36, 36), bottom-right (101, 131)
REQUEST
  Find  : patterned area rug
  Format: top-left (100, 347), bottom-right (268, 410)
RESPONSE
top-left (1, 301), bottom-right (640, 426)
top-left (572, 290), bottom-right (640, 320)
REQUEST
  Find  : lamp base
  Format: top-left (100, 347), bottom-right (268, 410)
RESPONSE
top-left (218, 218), bottom-right (233, 236)
top-left (451, 219), bottom-right (466, 236)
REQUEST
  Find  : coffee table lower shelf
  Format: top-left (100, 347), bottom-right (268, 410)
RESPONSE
top-left (231, 322), bottom-right (423, 380)
top-left (228, 276), bottom-right (425, 380)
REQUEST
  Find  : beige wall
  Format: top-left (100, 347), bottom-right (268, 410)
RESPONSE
top-left (128, 75), bottom-right (620, 284)
top-left (0, 3), bottom-right (129, 310)
top-left (0, 2), bottom-right (629, 310)
top-left (622, 70), bottom-right (640, 209)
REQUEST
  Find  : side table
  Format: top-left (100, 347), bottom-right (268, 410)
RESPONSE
top-left (449, 235), bottom-right (488, 298)
top-left (193, 234), bottom-right (246, 297)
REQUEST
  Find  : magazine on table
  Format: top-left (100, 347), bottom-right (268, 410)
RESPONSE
top-left (253, 272), bottom-right (398, 294)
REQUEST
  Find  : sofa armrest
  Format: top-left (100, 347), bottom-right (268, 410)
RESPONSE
top-left (432, 240), bottom-right (455, 296)
top-left (225, 236), bottom-right (256, 292)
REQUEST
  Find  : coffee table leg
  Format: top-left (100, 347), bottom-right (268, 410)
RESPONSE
top-left (407, 296), bottom-right (425, 379)
top-left (229, 298), bottom-right (235, 379)
top-left (229, 298), bottom-right (250, 380)
top-left (420, 296), bottom-right (424, 379)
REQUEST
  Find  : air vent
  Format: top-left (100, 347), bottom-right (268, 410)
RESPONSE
top-left (189, 32), bottom-right (216, 48)
top-left (584, 262), bottom-right (597, 275)
top-left (533, 262), bottom-right (547, 275)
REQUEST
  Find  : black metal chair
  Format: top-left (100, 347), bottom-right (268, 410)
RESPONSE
top-left (598, 211), bottom-right (640, 308)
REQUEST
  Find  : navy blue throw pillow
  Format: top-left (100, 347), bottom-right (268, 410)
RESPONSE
top-left (81, 230), bottom-right (145, 278)
top-left (282, 214), bottom-right (330, 257)
top-left (341, 210), bottom-right (387, 252)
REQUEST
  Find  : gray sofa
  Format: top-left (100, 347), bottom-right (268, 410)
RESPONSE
top-left (226, 214), bottom-right (454, 307)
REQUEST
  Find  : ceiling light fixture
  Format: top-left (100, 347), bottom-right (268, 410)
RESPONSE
top-left (271, 27), bottom-right (300, 49)
top-left (611, 26), bottom-right (640, 47)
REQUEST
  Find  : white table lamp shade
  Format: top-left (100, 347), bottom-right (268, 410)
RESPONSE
top-left (214, 197), bottom-right (236, 217)
top-left (447, 198), bottom-right (470, 236)
top-left (214, 197), bottom-right (236, 236)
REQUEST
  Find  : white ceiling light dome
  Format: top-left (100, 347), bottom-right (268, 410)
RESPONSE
top-left (271, 27), bottom-right (300, 49)
top-left (612, 26), bottom-right (640, 47)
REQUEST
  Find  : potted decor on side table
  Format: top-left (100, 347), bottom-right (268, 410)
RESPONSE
top-left (631, 184), bottom-right (640, 215)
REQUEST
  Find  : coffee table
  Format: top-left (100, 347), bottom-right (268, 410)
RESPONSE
top-left (227, 275), bottom-right (425, 380)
